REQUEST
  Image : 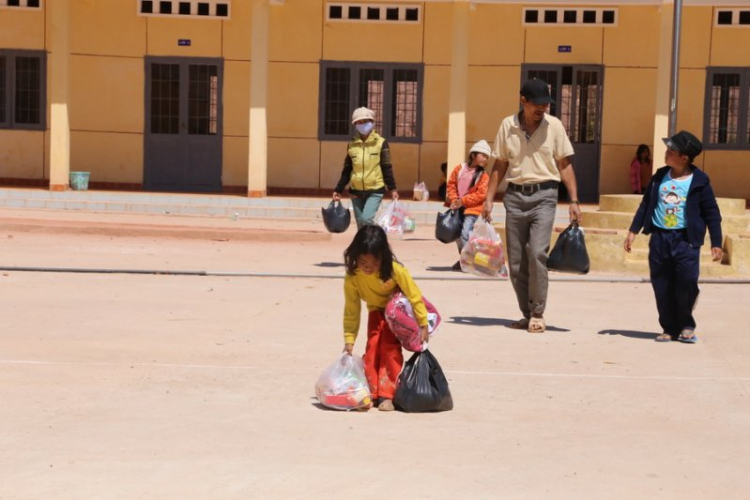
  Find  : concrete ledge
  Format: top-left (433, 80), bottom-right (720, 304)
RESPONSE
top-left (0, 219), bottom-right (332, 242)
top-left (599, 194), bottom-right (747, 216)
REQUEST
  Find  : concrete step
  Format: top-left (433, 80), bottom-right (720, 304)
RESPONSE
top-left (622, 259), bottom-right (737, 278)
top-left (492, 223), bottom-right (748, 277)
top-left (599, 194), bottom-right (747, 216)
top-left (0, 194), bottom-right (515, 226)
top-left (582, 211), bottom-right (750, 236)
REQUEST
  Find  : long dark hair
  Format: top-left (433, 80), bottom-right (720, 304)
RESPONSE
top-left (344, 225), bottom-right (397, 281)
top-left (636, 144), bottom-right (650, 162)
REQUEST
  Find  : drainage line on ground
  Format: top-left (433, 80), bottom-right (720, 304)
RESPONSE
top-left (2, 266), bottom-right (750, 284)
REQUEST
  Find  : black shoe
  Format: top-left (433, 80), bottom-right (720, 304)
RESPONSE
top-left (451, 261), bottom-right (462, 271)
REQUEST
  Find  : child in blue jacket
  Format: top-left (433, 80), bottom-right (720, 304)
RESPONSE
top-left (624, 131), bottom-right (723, 343)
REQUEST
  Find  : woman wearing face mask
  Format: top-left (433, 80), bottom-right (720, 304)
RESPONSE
top-left (333, 107), bottom-right (398, 229)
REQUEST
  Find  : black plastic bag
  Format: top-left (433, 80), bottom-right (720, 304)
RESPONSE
top-left (394, 349), bottom-right (453, 413)
top-left (547, 222), bottom-right (590, 274)
top-left (321, 200), bottom-right (351, 233)
top-left (435, 209), bottom-right (463, 243)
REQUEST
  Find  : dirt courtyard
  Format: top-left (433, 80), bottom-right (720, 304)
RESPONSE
top-left (1, 209), bottom-right (748, 499)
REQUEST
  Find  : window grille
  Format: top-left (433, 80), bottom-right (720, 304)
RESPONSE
top-left (523, 8), bottom-right (617, 27)
top-left (0, 50), bottom-right (46, 130)
top-left (320, 62), bottom-right (422, 143)
top-left (138, 0), bottom-right (230, 19)
top-left (704, 68), bottom-right (750, 150)
top-left (327, 3), bottom-right (420, 23)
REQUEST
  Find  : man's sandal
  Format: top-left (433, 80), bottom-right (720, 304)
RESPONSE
top-left (509, 318), bottom-right (530, 330)
top-left (655, 332), bottom-right (672, 342)
top-left (527, 317), bottom-right (546, 333)
top-left (678, 329), bottom-right (698, 344)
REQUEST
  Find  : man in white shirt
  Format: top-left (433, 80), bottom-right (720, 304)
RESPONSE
top-left (483, 79), bottom-right (582, 333)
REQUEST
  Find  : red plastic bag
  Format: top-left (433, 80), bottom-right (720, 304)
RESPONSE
top-left (384, 292), bottom-right (441, 352)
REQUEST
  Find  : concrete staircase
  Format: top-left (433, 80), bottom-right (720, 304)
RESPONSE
top-left (578, 195), bottom-right (750, 277)
top-left (0, 188), bottom-right (509, 226)
top-left (2, 187), bottom-right (747, 277)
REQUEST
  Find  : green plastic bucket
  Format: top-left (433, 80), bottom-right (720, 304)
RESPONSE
top-left (69, 171), bottom-right (90, 191)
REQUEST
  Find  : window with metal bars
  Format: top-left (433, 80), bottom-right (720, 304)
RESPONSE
top-left (0, 50), bottom-right (45, 130)
top-left (319, 62), bottom-right (422, 142)
top-left (704, 68), bottom-right (750, 149)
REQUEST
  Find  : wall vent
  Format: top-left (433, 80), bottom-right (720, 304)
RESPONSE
top-left (138, 0), bottom-right (230, 19)
top-left (716, 9), bottom-right (750, 27)
top-left (327, 3), bottom-right (420, 23)
top-left (0, 0), bottom-right (41, 9)
top-left (523, 8), bottom-right (617, 27)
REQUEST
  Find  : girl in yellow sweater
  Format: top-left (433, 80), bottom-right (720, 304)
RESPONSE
top-left (342, 225), bottom-right (429, 412)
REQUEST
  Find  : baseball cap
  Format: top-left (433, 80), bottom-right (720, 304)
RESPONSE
top-left (662, 130), bottom-right (703, 159)
top-left (520, 78), bottom-right (555, 105)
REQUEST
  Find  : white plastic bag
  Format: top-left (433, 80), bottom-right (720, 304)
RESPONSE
top-left (459, 219), bottom-right (508, 278)
top-left (413, 181), bottom-right (429, 202)
top-left (315, 353), bottom-right (372, 411)
top-left (376, 200), bottom-right (408, 237)
top-left (412, 182), bottom-right (424, 201)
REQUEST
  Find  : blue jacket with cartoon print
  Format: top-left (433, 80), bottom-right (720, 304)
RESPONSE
top-left (629, 165), bottom-right (723, 248)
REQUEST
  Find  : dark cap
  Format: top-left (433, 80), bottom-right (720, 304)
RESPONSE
top-left (662, 130), bottom-right (703, 159)
top-left (520, 78), bottom-right (555, 105)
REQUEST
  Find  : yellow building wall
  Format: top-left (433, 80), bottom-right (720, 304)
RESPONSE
top-left (0, 8), bottom-right (44, 180)
top-left (223, 0), bottom-right (252, 61)
top-left (224, 61), bottom-right (251, 137)
top-left (269, 0), bottom-right (323, 63)
top-left (703, 151), bottom-right (750, 200)
top-left (70, 131), bottom-right (143, 183)
top-left (679, 6), bottom-right (711, 68)
top-left (601, 68), bottom-right (657, 146)
top-left (603, 6), bottom-right (660, 67)
top-left (674, 68), bottom-right (705, 138)
top-left (0, 131), bottom-right (45, 179)
top-left (0, 7), bottom-right (44, 49)
top-left (711, 27), bottom-right (750, 66)
top-left (69, 1), bottom-right (146, 56)
top-left (267, 138), bottom-right (321, 188)
top-left (423, 66), bottom-right (450, 143)
top-left (2, 2), bottom-right (749, 201)
top-left (267, 62), bottom-right (319, 138)
top-left (467, 66), bottom-right (520, 142)
top-left (419, 142), bottom-right (448, 196)
top-left (389, 143), bottom-right (420, 191)
top-left (525, 27), bottom-right (604, 65)
top-left (223, 136), bottom-right (249, 187)
top-left (146, 18), bottom-right (222, 57)
top-left (323, 17), bottom-right (423, 63)
top-left (422, 3), bottom-right (451, 66)
top-left (320, 141), bottom-right (344, 191)
top-left (469, 4), bottom-right (524, 66)
top-left (69, 55), bottom-right (144, 133)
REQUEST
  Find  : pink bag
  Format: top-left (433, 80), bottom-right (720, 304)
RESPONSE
top-left (385, 292), bottom-right (441, 352)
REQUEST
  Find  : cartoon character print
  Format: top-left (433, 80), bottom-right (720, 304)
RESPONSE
top-left (660, 184), bottom-right (684, 228)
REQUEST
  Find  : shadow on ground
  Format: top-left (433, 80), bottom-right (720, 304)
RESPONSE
top-left (448, 316), bottom-right (570, 332)
top-left (598, 329), bottom-right (657, 340)
top-left (426, 266), bottom-right (458, 272)
top-left (314, 262), bottom-right (345, 268)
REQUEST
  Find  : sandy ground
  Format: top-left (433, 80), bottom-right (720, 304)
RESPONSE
top-left (0, 208), bottom-right (748, 499)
